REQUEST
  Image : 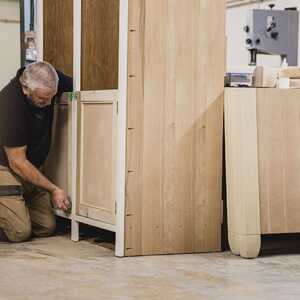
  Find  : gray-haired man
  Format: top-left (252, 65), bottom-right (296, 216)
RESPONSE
top-left (0, 61), bottom-right (73, 242)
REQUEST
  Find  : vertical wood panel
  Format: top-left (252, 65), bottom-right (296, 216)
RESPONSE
top-left (258, 89), bottom-right (300, 234)
top-left (125, 0), bottom-right (225, 256)
top-left (44, 103), bottom-right (69, 195)
top-left (43, 0), bottom-right (73, 76)
top-left (125, 0), bottom-right (145, 255)
top-left (81, 0), bottom-right (119, 90)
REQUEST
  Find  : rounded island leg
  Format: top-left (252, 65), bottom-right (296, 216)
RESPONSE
top-left (228, 231), bottom-right (240, 256)
top-left (239, 234), bottom-right (261, 259)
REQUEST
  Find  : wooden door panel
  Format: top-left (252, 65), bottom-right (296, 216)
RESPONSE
top-left (81, 0), bottom-right (119, 90)
top-left (125, 0), bottom-right (225, 256)
top-left (77, 91), bottom-right (118, 225)
top-left (257, 89), bottom-right (300, 234)
top-left (43, 0), bottom-right (73, 76)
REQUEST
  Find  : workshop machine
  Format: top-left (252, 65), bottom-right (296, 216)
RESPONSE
top-left (244, 4), bottom-right (299, 66)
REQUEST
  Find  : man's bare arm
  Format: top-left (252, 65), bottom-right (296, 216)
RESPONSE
top-left (4, 146), bottom-right (69, 211)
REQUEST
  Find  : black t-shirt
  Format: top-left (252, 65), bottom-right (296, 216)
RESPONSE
top-left (0, 68), bottom-right (73, 168)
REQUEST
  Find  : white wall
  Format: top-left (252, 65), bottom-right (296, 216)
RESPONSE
top-left (227, 0), bottom-right (300, 68)
top-left (0, 0), bottom-right (20, 89)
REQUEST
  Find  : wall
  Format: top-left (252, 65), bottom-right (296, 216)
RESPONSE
top-left (0, 0), bottom-right (20, 89)
top-left (227, 0), bottom-right (300, 68)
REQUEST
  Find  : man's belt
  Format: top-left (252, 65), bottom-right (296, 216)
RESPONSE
top-left (0, 185), bottom-right (23, 197)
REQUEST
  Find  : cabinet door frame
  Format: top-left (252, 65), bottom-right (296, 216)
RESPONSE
top-left (37, 0), bottom-right (129, 257)
top-left (77, 90), bottom-right (118, 226)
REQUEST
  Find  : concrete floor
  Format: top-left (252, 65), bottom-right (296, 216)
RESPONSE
top-left (1, 235), bottom-right (300, 300)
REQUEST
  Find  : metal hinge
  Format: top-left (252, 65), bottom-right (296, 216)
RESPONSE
top-left (115, 201), bottom-right (117, 215)
top-left (68, 91), bottom-right (78, 102)
top-left (116, 101), bottom-right (119, 114)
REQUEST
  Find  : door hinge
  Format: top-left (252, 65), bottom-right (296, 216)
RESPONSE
top-left (68, 91), bottom-right (79, 102)
top-left (116, 101), bottom-right (119, 114)
top-left (115, 201), bottom-right (117, 215)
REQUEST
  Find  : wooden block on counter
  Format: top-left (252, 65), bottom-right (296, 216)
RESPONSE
top-left (253, 66), bottom-right (278, 88)
top-left (289, 79), bottom-right (300, 89)
top-left (279, 67), bottom-right (300, 79)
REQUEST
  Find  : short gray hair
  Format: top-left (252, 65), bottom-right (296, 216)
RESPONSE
top-left (20, 61), bottom-right (59, 93)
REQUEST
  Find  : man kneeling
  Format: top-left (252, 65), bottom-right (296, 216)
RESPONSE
top-left (0, 62), bottom-right (72, 242)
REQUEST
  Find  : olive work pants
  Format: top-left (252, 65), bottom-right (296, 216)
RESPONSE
top-left (0, 165), bottom-right (56, 242)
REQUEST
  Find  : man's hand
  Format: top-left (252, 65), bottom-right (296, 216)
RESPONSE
top-left (51, 188), bottom-right (71, 212)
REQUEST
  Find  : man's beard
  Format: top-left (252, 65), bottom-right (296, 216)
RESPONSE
top-left (27, 96), bottom-right (48, 108)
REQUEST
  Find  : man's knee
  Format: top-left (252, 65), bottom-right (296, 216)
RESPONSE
top-left (33, 215), bottom-right (56, 237)
top-left (6, 221), bottom-right (32, 243)
top-left (28, 191), bottom-right (56, 237)
top-left (42, 216), bottom-right (56, 237)
top-left (0, 196), bottom-right (32, 243)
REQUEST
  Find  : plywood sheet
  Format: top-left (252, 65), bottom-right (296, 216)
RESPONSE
top-left (81, 0), bottom-right (119, 90)
top-left (44, 102), bottom-right (69, 195)
top-left (125, 0), bottom-right (225, 256)
top-left (43, 0), bottom-right (73, 76)
top-left (257, 89), bottom-right (300, 234)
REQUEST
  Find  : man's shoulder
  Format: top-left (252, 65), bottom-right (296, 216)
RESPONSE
top-left (0, 82), bottom-right (19, 103)
top-left (0, 67), bottom-right (25, 95)
top-left (56, 69), bottom-right (71, 82)
top-left (0, 75), bottom-right (26, 113)
top-left (55, 69), bottom-right (73, 97)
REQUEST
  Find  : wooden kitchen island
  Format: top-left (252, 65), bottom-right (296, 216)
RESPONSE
top-left (40, 0), bottom-right (226, 257)
top-left (225, 88), bottom-right (300, 258)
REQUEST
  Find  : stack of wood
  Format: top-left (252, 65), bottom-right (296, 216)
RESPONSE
top-left (253, 66), bottom-right (279, 88)
top-left (253, 66), bottom-right (300, 89)
top-left (279, 67), bottom-right (300, 88)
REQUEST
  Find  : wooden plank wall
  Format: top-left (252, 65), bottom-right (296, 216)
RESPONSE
top-left (43, 0), bottom-right (73, 76)
top-left (81, 0), bottom-right (119, 90)
top-left (257, 89), bottom-right (300, 234)
top-left (125, 0), bottom-right (225, 256)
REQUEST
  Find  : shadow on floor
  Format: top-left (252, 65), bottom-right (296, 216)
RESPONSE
top-left (260, 233), bottom-right (300, 257)
top-left (56, 216), bottom-right (115, 251)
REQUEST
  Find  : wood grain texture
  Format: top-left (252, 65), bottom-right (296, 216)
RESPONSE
top-left (125, 0), bottom-right (225, 256)
top-left (125, 0), bottom-right (145, 256)
top-left (77, 90), bottom-right (118, 225)
top-left (224, 88), bottom-right (261, 259)
top-left (43, 0), bottom-right (73, 76)
top-left (44, 102), bottom-right (69, 196)
top-left (257, 89), bottom-right (300, 234)
top-left (81, 0), bottom-right (119, 91)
